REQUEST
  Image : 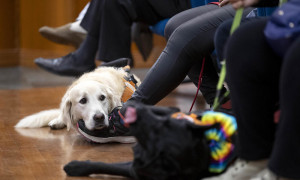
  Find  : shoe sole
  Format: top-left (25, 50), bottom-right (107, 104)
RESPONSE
top-left (77, 125), bottom-right (136, 144)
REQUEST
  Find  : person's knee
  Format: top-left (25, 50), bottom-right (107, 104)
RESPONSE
top-left (226, 19), bottom-right (271, 80)
top-left (164, 12), bottom-right (187, 40)
top-left (215, 19), bottom-right (233, 42)
top-left (164, 18), bottom-right (178, 40)
top-left (225, 26), bottom-right (256, 79)
top-left (214, 19), bottom-right (233, 61)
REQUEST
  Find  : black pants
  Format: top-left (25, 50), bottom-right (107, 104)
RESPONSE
top-left (224, 18), bottom-right (300, 178)
top-left (128, 4), bottom-right (252, 105)
top-left (80, 0), bottom-right (191, 61)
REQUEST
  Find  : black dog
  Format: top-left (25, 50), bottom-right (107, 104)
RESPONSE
top-left (64, 103), bottom-right (231, 179)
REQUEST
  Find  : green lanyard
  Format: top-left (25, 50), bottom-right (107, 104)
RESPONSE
top-left (212, 8), bottom-right (244, 111)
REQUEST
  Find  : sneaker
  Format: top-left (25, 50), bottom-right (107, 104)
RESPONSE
top-left (251, 168), bottom-right (295, 180)
top-left (202, 159), bottom-right (268, 180)
top-left (77, 107), bottom-right (136, 143)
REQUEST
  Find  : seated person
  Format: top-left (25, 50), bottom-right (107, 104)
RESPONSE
top-left (205, 0), bottom-right (299, 179)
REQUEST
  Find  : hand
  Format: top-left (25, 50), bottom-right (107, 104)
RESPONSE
top-left (219, 0), bottom-right (230, 7)
top-left (229, 0), bottom-right (259, 9)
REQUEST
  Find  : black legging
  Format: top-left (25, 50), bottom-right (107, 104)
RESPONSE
top-left (225, 18), bottom-right (300, 178)
top-left (127, 4), bottom-right (252, 106)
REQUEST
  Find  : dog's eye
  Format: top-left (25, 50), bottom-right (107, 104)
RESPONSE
top-left (79, 98), bottom-right (87, 104)
top-left (99, 95), bottom-right (106, 101)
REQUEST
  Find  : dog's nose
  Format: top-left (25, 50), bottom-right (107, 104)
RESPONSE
top-left (93, 113), bottom-right (104, 122)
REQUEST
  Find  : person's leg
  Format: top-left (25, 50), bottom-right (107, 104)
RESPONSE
top-left (214, 19), bottom-right (232, 65)
top-left (203, 17), bottom-right (281, 180)
top-left (189, 55), bottom-right (225, 106)
top-left (164, 4), bottom-right (219, 40)
top-left (34, 0), bottom-right (139, 76)
top-left (35, 0), bottom-right (192, 76)
top-left (164, 5), bottom-right (252, 106)
top-left (214, 17), bottom-right (265, 71)
top-left (269, 36), bottom-right (300, 179)
top-left (95, 0), bottom-right (138, 62)
top-left (96, 0), bottom-right (192, 62)
top-left (226, 17), bottom-right (280, 160)
top-left (164, 5), bottom-right (229, 105)
top-left (38, 2), bottom-right (89, 48)
top-left (130, 5), bottom-right (252, 106)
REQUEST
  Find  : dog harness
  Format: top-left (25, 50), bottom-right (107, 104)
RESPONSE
top-left (121, 72), bottom-right (138, 103)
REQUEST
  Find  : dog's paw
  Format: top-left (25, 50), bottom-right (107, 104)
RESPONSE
top-left (64, 160), bottom-right (94, 176)
top-left (48, 119), bottom-right (66, 130)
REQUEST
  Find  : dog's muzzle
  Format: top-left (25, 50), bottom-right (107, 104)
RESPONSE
top-left (93, 113), bottom-right (106, 129)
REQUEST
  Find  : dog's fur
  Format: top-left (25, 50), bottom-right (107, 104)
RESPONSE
top-left (15, 67), bottom-right (140, 131)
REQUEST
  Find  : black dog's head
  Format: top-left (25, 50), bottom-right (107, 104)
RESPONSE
top-left (123, 102), bottom-right (215, 180)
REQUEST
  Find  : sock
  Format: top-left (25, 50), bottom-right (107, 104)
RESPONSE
top-left (72, 34), bottom-right (98, 66)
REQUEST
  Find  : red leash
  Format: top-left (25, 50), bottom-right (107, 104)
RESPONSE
top-left (189, 58), bottom-right (205, 113)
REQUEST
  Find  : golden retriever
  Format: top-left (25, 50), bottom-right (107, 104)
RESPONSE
top-left (15, 67), bottom-right (141, 131)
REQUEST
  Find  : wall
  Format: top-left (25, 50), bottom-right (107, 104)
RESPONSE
top-left (0, 0), bottom-right (165, 68)
top-left (0, 0), bottom-right (89, 67)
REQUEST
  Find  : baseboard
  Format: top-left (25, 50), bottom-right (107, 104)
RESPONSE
top-left (0, 35), bottom-right (166, 69)
top-left (0, 49), bottom-right (19, 67)
top-left (0, 48), bottom-right (72, 68)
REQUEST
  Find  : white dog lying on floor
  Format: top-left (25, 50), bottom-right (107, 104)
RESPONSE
top-left (15, 66), bottom-right (141, 131)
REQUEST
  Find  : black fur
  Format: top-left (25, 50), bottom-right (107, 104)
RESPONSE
top-left (64, 102), bottom-right (216, 179)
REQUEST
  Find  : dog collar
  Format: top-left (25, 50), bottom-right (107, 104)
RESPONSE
top-left (171, 111), bottom-right (237, 173)
top-left (121, 73), bottom-right (138, 103)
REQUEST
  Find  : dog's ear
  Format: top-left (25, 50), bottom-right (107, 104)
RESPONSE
top-left (106, 87), bottom-right (121, 113)
top-left (60, 93), bottom-right (73, 131)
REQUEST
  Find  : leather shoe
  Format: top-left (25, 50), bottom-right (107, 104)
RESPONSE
top-left (39, 23), bottom-right (86, 48)
top-left (34, 53), bottom-right (96, 77)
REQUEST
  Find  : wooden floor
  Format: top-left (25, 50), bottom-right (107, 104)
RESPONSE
top-left (0, 75), bottom-right (207, 180)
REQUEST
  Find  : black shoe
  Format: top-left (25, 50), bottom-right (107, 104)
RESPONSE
top-left (34, 53), bottom-right (96, 77)
top-left (77, 107), bottom-right (136, 143)
top-left (100, 58), bottom-right (132, 69)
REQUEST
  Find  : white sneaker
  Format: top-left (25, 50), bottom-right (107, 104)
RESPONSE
top-left (202, 159), bottom-right (268, 180)
top-left (251, 168), bottom-right (296, 180)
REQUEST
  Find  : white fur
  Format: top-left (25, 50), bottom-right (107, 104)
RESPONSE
top-left (15, 67), bottom-right (141, 131)
top-left (15, 109), bottom-right (60, 128)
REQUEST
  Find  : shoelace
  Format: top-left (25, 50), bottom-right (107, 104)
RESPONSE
top-left (108, 111), bottom-right (117, 133)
